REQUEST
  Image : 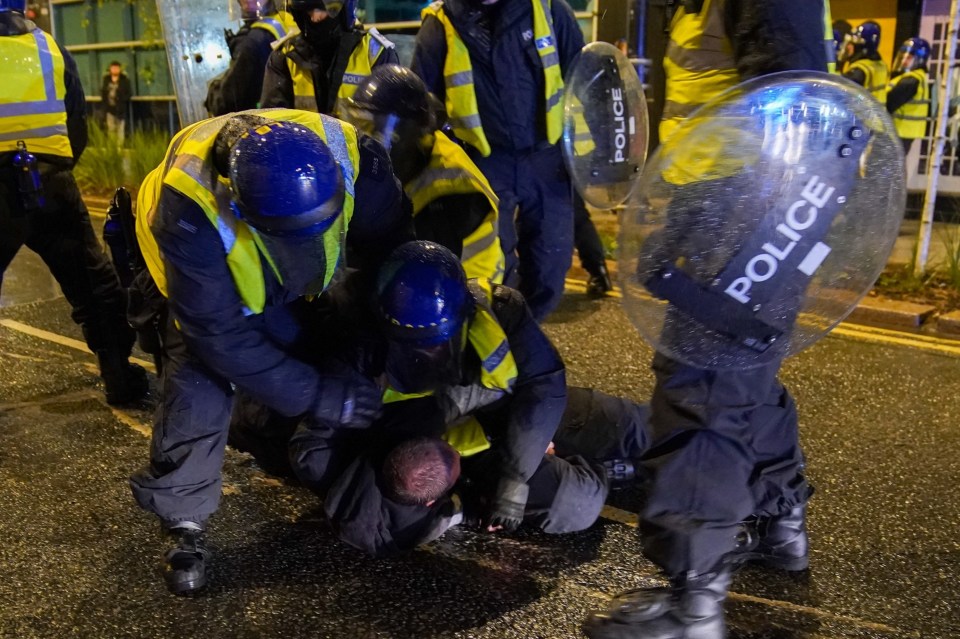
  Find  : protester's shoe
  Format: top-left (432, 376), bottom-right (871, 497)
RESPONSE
top-left (732, 505), bottom-right (809, 572)
top-left (97, 351), bottom-right (149, 405)
top-left (161, 522), bottom-right (210, 595)
top-left (586, 265), bottom-right (614, 298)
top-left (583, 570), bottom-right (731, 639)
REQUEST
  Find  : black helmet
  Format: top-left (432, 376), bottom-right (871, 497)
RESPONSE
top-left (343, 65), bottom-right (436, 183)
top-left (288, 0), bottom-right (356, 31)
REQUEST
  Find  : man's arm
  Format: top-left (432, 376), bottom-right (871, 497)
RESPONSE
top-left (887, 75), bottom-right (920, 114)
top-left (551, 0), bottom-right (585, 76)
top-left (58, 44), bottom-right (87, 161)
top-left (154, 187), bottom-right (323, 417)
top-left (843, 66), bottom-right (867, 87)
top-left (411, 15), bottom-right (448, 102)
top-left (259, 48), bottom-right (296, 108)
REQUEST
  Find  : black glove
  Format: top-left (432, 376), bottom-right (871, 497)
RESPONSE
top-left (311, 375), bottom-right (382, 429)
top-left (483, 476), bottom-right (529, 533)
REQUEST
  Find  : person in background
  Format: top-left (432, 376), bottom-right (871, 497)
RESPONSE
top-left (204, 0), bottom-right (297, 116)
top-left (842, 20), bottom-right (889, 104)
top-left (887, 36), bottom-right (931, 154)
top-left (1, 0), bottom-right (147, 405)
top-left (100, 60), bottom-right (131, 145)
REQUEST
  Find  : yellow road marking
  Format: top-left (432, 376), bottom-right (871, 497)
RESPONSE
top-left (0, 318), bottom-right (157, 373)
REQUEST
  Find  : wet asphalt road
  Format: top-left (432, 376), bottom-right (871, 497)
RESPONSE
top-left (1, 270), bottom-right (959, 638)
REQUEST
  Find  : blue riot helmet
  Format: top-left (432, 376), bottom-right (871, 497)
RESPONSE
top-left (235, 0), bottom-right (277, 22)
top-left (225, 118), bottom-right (345, 296)
top-left (893, 37), bottom-right (931, 73)
top-left (0, 0), bottom-right (26, 13)
top-left (344, 65), bottom-right (436, 184)
top-left (853, 20), bottom-right (881, 56)
top-left (376, 241), bottom-right (473, 394)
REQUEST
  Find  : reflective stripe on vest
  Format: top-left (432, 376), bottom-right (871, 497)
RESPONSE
top-left (382, 278), bottom-right (518, 404)
top-left (0, 29), bottom-right (71, 158)
top-left (421, 0), bottom-right (564, 158)
top-left (285, 31), bottom-right (386, 114)
top-left (135, 108), bottom-right (360, 315)
top-left (442, 416), bottom-right (491, 456)
top-left (891, 68), bottom-right (930, 139)
top-left (405, 131), bottom-right (505, 283)
top-left (250, 11), bottom-right (296, 40)
top-left (822, 0), bottom-right (836, 74)
top-left (850, 58), bottom-right (889, 103)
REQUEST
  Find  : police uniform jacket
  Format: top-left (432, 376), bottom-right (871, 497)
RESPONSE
top-left (145, 124), bottom-right (410, 421)
top-left (315, 280), bottom-right (567, 556)
top-left (411, 0), bottom-right (583, 154)
top-left (259, 27), bottom-right (399, 115)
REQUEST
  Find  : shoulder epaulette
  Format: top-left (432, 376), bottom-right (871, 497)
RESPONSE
top-left (272, 28), bottom-right (300, 51)
top-left (367, 26), bottom-right (395, 49)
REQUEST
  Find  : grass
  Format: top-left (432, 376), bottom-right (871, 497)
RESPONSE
top-left (74, 121), bottom-right (169, 197)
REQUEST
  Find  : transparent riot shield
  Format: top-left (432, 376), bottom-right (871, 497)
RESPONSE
top-left (156, 0), bottom-right (235, 125)
top-left (619, 71), bottom-right (906, 370)
top-left (562, 42), bottom-right (648, 210)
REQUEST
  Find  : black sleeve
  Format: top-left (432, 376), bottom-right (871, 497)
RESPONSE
top-left (887, 76), bottom-right (920, 114)
top-left (725, 0), bottom-right (828, 78)
top-left (58, 43), bottom-right (87, 161)
top-left (345, 134), bottom-right (415, 274)
top-left (475, 285), bottom-right (567, 484)
top-left (413, 193), bottom-right (491, 258)
top-left (843, 66), bottom-right (867, 87)
top-left (374, 43), bottom-right (401, 68)
top-left (119, 74), bottom-right (133, 108)
top-left (551, 0), bottom-right (586, 75)
top-left (411, 15), bottom-right (448, 103)
top-left (207, 30), bottom-right (274, 115)
top-left (259, 48), bottom-right (296, 108)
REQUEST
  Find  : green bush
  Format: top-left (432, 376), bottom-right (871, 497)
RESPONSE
top-left (74, 121), bottom-right (169, 196)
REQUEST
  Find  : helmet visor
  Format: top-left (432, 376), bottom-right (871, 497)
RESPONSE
top-left (385, 329), bottom-right (466, 394)
top-left (893, 50), bottom-right (918, 73)
top-left (255, 212), bottom-right (347, 296)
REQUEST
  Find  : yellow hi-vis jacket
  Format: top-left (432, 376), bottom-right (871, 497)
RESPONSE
top-left (0, 28), bottom-right (71, 158)
top-left (382, 278), bottom-right (519, 457)
top-left (421, 0), bottom-right (564, 158)
top-left (404, 131), bottom-right (505, 283)
top-left (848, 57), bottom-right (889, 103)
top-left (284, 29), bottom-right (393, 114)
top-left (661, 0), bottom-right (835, 143)
top-left (136, 108), bottom-right (360, 315)
top-left (889, 68), bottom-right (930, 140)
top-left (250, 11), bottom-right (297, 40)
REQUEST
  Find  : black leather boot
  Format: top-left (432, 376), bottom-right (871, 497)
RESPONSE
top-left (162, 522), bottom-right (210, 595)
top-left (586, 264), bottom-right (614, 297)
top-left (97, 350), bottom-right (149, 405)
top-left (583, 569), bottom-right (731, 639)
top-left (732, 505), bottom-right (808, 571)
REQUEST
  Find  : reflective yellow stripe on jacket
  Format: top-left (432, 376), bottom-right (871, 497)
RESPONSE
top-left (0, 29), bottom-right (71, 158)
top-left (823, 0), bottom-right (836, 74)
top-left (135, 108), bottom-right (360, 315)
top-left (285, 31), bottom-right (389, 114)
top-left (421, 0), bottom-right (564, 158)
top-left (382, 278), bottom-right (518, 405)
top-left (890, 68), bottom-right (930, 139)
top-left (250, 11), bottom-right (297, 40)
top-left (849, 58), bottom-right (889, 103)
top-left (405, 131), bottom-right (505, 283)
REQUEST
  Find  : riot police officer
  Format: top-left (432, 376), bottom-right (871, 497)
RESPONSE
top-left (583, 2), bottom-right (835, 638)
top-left (887, 37), bottom-right (931, 154)
top-left (342, 65), bottom-right (506, 282)
top-left (259, 0), bottom-right (399, 116)
top-left (0, 0), bottom-right (147, 405)
top-left (842, 21), bottom-right (890, 104)
top-left (411, 0), bottom-right (586, 322)
top-left (129, 109), bottom-right (411, 595)
top-left (204, 0), bottom-right (297, 116)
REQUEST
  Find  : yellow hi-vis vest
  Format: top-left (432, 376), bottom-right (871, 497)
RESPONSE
top-left (848, 57), bottom-right (889, 103)
top-left (0, 29), bottom-right (71, 158)
top-left (284, 29), bottom-right (393, 115)
top-left (250, 11), bottom-right (297, 40)
top-left (661, 0), bottom-right (835, 143)
top-left (382, 277), bottom-right (519, 405)
top-left (421, 0), bottom-right (564, 158)
top-left (890, 68), bottom-right (930, 139)
top-left (404, 131), bottom-right (505, 283)
top-left (136, 108), bottom-right (360, 315)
